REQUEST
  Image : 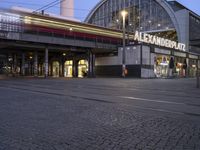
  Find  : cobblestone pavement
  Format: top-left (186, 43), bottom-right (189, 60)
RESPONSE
top-left (0, 78), bottom-right (200, 150)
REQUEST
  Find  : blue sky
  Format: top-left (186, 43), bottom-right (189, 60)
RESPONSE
top-left (0, 0), bottom-right (200, 21)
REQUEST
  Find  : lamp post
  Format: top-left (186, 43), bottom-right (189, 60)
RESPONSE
top-left (121, 10), bottom-right (128, 78)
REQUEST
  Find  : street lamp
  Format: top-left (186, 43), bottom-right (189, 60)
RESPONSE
top-left (121, 10), bottom-right (128, 77)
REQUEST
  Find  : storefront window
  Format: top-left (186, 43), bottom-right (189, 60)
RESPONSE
top-left (174, 57), bottom-right (187, 77)
top-left (64, 60), bottom-right (73, 77)
top-left (154, 55), bottom-right (170, 78)
top-left (52, 61), bottom-right (59, 77)
top-left (78, 60), bottom-right (88, 78)
top-left (189, 59), bottom-right (197, 77)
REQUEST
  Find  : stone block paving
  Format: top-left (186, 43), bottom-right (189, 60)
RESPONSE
top-left (0, 79), bottom-right (200, 150)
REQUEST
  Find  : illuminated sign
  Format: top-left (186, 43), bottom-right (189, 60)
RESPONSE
top-left (134, 31), bottom-right (186, 51)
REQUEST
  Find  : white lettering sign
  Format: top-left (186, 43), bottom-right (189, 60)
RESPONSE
top-left (134, 31), bottom-right (186, 51)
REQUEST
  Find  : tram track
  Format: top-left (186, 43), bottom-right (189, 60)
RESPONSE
top-left (0, 80), bottom-right (200, 100)
top-left (1, 81), bottom-right (200, 119)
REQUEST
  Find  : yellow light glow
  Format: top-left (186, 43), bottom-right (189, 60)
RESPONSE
top-left (192, 65), bottom-right (196, 68)
top-left (121, 10), bottom-right (128, 17)
top-left (65, 60), bottom-right (73, 65)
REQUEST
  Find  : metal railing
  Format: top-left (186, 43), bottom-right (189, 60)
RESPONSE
top-left (0, 21), bottom-right (122, 46)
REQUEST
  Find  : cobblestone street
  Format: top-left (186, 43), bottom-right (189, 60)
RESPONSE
top-left (0, 78), bottom-right (200, 150)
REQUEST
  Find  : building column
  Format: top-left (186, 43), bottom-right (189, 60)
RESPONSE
top-left (62, 59), bottom-right (65, 77)
top-left (45, 48), bottom-right (48, 78)
top-left (72, 59), bottom-right (78, 78)
top-left (197, 59), bottom-right (200, 88)
top-left (12, 54), bottom-right (17, 76)
top-left (88, 50), bottom-right (95, 78)
top-left (21, 53), bottom-right (25, 76)
top-left (59, 60), bottom-right (63, 77)
top-left (34, 51), bottom-right (38, 77)
top-left (186, 58), bottom-right (189, 77)
top-left (5, 54), bottom-right (9, 76)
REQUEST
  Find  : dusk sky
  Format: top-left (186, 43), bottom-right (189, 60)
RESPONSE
top-left (0, 0), bottom-right (200, 21)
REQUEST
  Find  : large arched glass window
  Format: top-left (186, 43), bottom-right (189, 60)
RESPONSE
top-left (87, 0), bottom-right (177, 41)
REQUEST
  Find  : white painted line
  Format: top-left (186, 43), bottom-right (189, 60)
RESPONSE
top-left (120, 96), bottom-right (185, 105)
top-left (123, 104), bottom-right (184, 115)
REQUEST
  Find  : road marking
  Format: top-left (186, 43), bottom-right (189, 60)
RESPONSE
top-left (122, 104), bottom-right (184, 115)
top-left (120, 96), bottom-right (185, 105)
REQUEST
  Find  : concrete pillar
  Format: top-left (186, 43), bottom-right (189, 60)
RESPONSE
top-left (13, 54), bottom-right (17, 75)
top-left (92, 54), bottom-right (96, 77)
top-left (21, 53), bottom-right (25, 76)
top-left (34, 51), bottom-right (38, 77)
top-left (88, 50), bottom-right (95, 78)
top-left (62, 59), bottom-right (65, 77)
top-left (59, 60), bottom-right (63, 77)
top-left (45, 48), bottom-right (48, 78)
top-left (5, 54), bottom-right (9, 76)
top-left (186, 58), bottom-right (189, 77)
top-left (72, 59), bottom-right (78, 77)
top-left (197, 60), bottom-right (200, 88)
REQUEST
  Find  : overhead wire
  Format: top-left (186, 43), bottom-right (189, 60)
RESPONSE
top-left (37, 0), bottom-right (63, 12)
top-left (0, 0), bottom-right (89, 20)
top-left (34, 0), bottom-right (60, 12)
top-left (0, 1), bottom-right (90, 12)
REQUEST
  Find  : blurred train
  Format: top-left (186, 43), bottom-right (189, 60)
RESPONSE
top-left (0, 7), bottom-right (123, 45)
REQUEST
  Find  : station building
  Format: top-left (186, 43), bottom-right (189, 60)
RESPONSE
top-left (0, 0), bottom-right (200, 78)
top-left (85, 0), bottom-right (200, 78)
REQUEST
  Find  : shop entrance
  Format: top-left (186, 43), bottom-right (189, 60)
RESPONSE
top-left (189, 59), bottom-right (197, 77)
top-left (174, 58), bottom-right (187, 77)
top-left (64, 60), bottom-right (73, 77)
top-left (154, 55), bottom-right (170, 78)
top-left (52, 61), bottom-right (60, 77)
top-left (78, 60), bottom-right (88, 78)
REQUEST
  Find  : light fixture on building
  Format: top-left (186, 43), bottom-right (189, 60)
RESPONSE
top-left (29, 56), bottom-right (33, 59)
top-left (192, 64), bottom-right (196, 68)
top-left (8, 58), bottom-right (12, 62)
top-left (121, 10), bottom-right (128, 18)
top-left (63, 53), bottom-right (66, 56)
top-left (148, 20), bottom-right (152, 23)
top-left (69, 28), bottom-right (73, 31)
top-left (158, 24), bottom-right (161, 27)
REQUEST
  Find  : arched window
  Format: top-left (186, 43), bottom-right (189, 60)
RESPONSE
top-left (78, 60), bottom-right (88, 78)
top-left (64, 60), bottom-right (73, 77)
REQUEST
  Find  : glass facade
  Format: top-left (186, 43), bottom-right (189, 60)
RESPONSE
top-left (189, 14), bottom-right (200, 53)
top-left (87, 0), bottom-right (177, 41)
top-left (0, 12), bottom-right (22, 32)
